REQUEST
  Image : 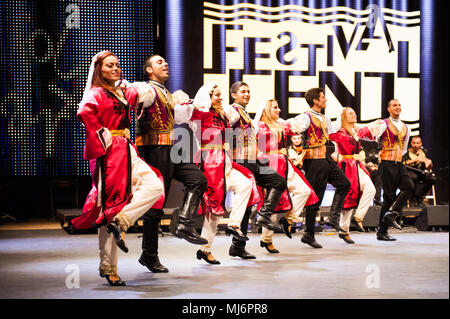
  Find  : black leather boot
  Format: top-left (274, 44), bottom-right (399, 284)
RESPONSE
top-left (139, 251), bottom-right (169, 273)
top-left (324, 192), bottom-right (346, 232)
top-left (140, 210), bottom-right (168, 272)
top-left (376, 231), bottom-right (397, 241)
top-left (255, 188), bottom-right (283, 232)
top-left (382, 199), bottom-right (403, 230)
top-left (174, 191), bottom-right (208, 245)
top-left (229, 244), bottom-right (256, 259)
top-left (382, 210), bottom-right (402, 230)
top-left (301, 232), bottom-right (322, 248)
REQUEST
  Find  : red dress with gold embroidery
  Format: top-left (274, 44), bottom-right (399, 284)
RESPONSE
top-left (191, 108), bottom-right (261, 216)
top-left (329, 127), bottom-right (373, 209)
top-left (72, 87), bottom-right (164, 229)
top-left (256, 122), bottom-right (318, 212)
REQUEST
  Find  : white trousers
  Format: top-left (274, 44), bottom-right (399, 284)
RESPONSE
top-left (339, 166), bottom-right (376, 235)
top-left (99, 146), bottom-right (164, 275)
top-left (262, 163), bottom-right (311, 243)
top-left (199, 162), bottom-right (252, 253)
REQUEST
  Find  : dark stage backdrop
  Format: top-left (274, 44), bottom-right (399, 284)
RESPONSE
top-left (0, 0), bottom-right (448, 218)
top-left (160, 0), bottom-right (448, 204)
top-left (0, 0), bottom-right (157, 176)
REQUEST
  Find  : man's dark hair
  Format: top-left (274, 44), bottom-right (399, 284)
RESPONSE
top-left (387, 99), bottom-right (399, 108)
top-left (230, 81), bottom-right (249, 101)
top-left (305, 88), bottom-right (324, 107)
top-left (143, 54), bottom-right (161, 77)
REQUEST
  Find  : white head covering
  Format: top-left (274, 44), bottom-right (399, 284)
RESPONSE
top-left (82, 50), bottom-right (109, 102)
top-left (253, 97), bottom-right (272, 127)
top-left (189, 83), bottom-right (217, 148)
top-left (335, 109), bottom-right (342, 130)
top-left (193, 83), bottom-right (216, 111)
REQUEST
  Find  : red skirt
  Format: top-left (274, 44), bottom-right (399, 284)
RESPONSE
top-left (72, 137), bottom-right (164, 229)
top-left (257, 154), bottom-right (318, 213)
top-left (194, 149), bottom-right (261, 217)
top-left (338, 158), bottom-right (370, 210)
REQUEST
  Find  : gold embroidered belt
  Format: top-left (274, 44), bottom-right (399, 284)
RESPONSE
top-left (341, 154), bottom-right (359, 160)
top-left (110, 128), bottom-right (131, 139)
top-left (201, 143), bottom-right (230, 150)
top-left (266, 149), bottom-right (287, 155)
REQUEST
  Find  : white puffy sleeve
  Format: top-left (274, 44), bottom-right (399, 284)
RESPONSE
top-left (224, 104), bottom-right (240, 126)
top-left (130, 82), bottom-right (156, 108)
top-left (287, 113), bottom-right (311, 134)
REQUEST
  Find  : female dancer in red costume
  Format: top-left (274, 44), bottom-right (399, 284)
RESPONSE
top-left (257, 99), bottom-right (318, 252)
top-left (73, 51), bottom-right (164, 285)
top-left (190, 83), bottom-right (260, 264)
top-left (329, 107), bottom-right (381, 243)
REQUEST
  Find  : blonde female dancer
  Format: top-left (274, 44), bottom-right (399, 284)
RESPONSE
top-left (256, 99), bottom-right (318, 252)
top-left (329, 107), bottom-right (382, 243)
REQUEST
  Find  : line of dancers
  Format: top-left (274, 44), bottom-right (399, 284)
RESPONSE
top-left (73, 51), bottom-right (414, 286)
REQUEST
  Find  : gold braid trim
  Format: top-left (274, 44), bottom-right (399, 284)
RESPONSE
top-left (305, 111), bottom-right (328, 147)
top-left (99, 264), bottom-right (118, 276)
top-left (113, 212), bottom-right (132, 232)
top-left (383, 119), bottom-right (407, 150)
top-left (151, 86), bottom-right (174, 133)
top-left (110, 128), bottom-right (130, 139)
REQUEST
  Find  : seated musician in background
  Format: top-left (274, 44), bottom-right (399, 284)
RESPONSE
top-left (402, 136), bottom-right (436, 207)
top-left (287, 135), bottom-right (306, 171)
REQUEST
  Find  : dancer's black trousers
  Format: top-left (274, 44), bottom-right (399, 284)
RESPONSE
top-left (302, 157), bottom-right (350, 235)
top-left (232, 159), bottom-right (286, 250)
top-left (379, 160), bottom-right (414, 233)
top-left (138, 145), bottom-right (207, 255)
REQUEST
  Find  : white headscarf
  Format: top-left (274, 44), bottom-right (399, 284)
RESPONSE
top-left (81, 50), bottom-right (108, 102)
top-left (252, 97), bottom-right (273, 128)
top-left (193, 83), bottom-right (216, 111)
top-left (189, 83), bottom-right (217, 149)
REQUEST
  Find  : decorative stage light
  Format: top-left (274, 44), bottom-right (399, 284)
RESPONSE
top-left (0, 0), bottom-right (154, 176)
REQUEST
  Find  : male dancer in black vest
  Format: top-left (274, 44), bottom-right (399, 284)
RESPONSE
top-left (131, 55), bottom-right (208, 272)
top-left (374, 99), bottom-right (414, 240)
top-left (224, 81), bottom-right (286, 259)
top-left (288, 88), bottom-right (350, 248)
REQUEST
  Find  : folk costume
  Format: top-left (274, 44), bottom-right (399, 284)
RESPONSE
top-left (126, 79), bottom-right (208, 272)
top-left (287, 110), bottom-right (350, 248)
top-left (190, 84), bottom-right (260, 261)
top-left (329, 122), bottom-right (380, 239)
top-left (256, 110), bottom-right (318, 249)
top-left (223, 101), bottom-right (286, 258)
top-left (375, 117), bottom-right (414, 239)
top-left (73, 52), bottom-right (165, 283)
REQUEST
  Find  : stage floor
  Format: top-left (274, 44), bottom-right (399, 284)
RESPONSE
top-left (0, 225), bottom-right (448, 299)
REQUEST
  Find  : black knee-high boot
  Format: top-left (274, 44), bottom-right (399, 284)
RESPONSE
top-left (300, 207), bottom-right (322, 248)
top-left (324, 192), bottom-right (347, 232)
top-left (255, 188), bottom-right (283, 232)
top-left (139, 209), bottom-right (168, 273)
top-left (174, 191), bottom-right (208, 245)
